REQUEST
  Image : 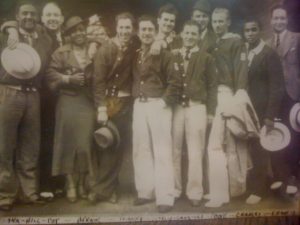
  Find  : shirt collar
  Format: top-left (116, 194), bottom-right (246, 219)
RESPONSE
top-left (112, 36), bottom-right (128, 52)
top-left (274, 29), bottom-right (287, 40)
top-left (248, 39), bottom-right (265, 55)
top-left (19, 28), bottom-right (38, 39)
top-left (200, 28), bottom-right (207, 40)
top-left (179, 45), bottom-right (199, 57)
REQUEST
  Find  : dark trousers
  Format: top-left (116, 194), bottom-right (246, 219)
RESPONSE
top-left (0, 86), bottom-right (40, 206)
top-left (279, 94), bottom-right (300, 182)
top-left (247, 139), bottom-right (269, 196)
top-left (40, 90), bottom-right (65, 192)
top-left (90, 97), bottom-right (133, 199)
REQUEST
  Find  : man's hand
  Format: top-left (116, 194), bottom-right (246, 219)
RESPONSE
top-left (264, 118), bottom-right (274, 133)
top-left (207, 114), bottom-right (214, 125)
top-left (7, 27), bottom-right (19, 49)
top-left (150, 40), bottom-right (167, 55)
top-left (97, 111), bottom-right (108, 124)
top-left (69, 73), bottom-right (85, 86)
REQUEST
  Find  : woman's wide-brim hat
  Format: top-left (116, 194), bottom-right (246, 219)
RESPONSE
top-left (1, 43), bottom-right (41, 79)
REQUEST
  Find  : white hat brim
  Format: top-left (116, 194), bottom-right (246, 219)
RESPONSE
top-left (289, 103), bottom-right (300, 132)
top-left (1, 43), bottom-right (41, 80)
top-left (260, 122), bottom-right (291, 151)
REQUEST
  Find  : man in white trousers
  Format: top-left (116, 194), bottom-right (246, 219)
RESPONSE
top-left (205, 7), bottom-right (248, 208)
top-left (132, 15), bottom-right (176, 213)
top-left (170, 20), bottom-right (217, 207)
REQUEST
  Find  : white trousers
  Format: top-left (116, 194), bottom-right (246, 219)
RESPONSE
top-left (172, 103), bottom-right (207, 200)
top-left (207, 85), bottom-right (233, 203)
top-left (132, 99), bottom-right (175, 206)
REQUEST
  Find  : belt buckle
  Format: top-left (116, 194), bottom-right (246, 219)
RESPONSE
top-left (139, 96), bottom-right (147, 102)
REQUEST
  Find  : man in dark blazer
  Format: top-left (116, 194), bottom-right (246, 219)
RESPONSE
top-left (89, 12), bottom-right (137, 204)
top-left (267, 4), bottom-right (300, 193)
top-left (243, 18), bottom-right (285, 204)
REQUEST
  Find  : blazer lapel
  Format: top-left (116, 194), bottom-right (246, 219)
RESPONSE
top-left (248, 49), bottom-right (264, 81)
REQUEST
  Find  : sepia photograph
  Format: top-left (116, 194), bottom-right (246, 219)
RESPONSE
top-left (0, 0), bottom-right (299, 224)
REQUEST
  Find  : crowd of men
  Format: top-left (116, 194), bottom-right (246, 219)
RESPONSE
top-left (0, 0), bottom-right (299, 213)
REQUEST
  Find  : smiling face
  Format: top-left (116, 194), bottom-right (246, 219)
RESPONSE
top-left (41, 3), bottom-right (64, 31)
top-left (116, 18), bottom-right (134, 45)
top-left (16, 4), bottom-right (38, 32)
top-left (181, 24), bottom-right (200, 48)
top-left (138, 20), bottom-right (156, 46)
top-left (244, 21), bottom-right (260, 46)
top-left (271, 8), bottom-right (288, 33)
top-left (157, 12), bottom-right (176, 35)
top-left (212, 11), bottom-right (230, 37)
top-left (69, 23), bottom-right (86, 46)
top-left (191, 10), bottom-right (209, 32)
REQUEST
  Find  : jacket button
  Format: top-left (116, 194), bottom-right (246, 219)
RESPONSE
top-left (115, 74), bottom-right (119, 78)
top-left (183, 83), bottom-right (187, 87)
top-left (182, 94), bottom-right (186, 98)
top-left (140, 81), bottom-right (144, 85)
top-left (182, 74), bottom-right (186, 77)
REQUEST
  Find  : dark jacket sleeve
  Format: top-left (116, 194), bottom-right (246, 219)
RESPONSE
top-left (205, 54), bottom-right (218, 115)
top-left (264, 50), bottom-right (285, 120)
top-left (162, 51), bottom-right (179, 105)
top-left (93, 42), bottom-right (111, 108)
top-left (46, 49), bottom-right (69, 91)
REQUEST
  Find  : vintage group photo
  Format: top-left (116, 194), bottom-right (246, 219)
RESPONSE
top-left (0, 0), bottom-right (299, 222)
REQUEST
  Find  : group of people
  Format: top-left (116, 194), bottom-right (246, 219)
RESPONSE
top-left (0, 0), bottom-right (299, 213)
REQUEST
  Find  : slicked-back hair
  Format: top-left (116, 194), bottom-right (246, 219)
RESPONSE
top-left (182, 20), bottom-right (201, 34)
top-left (212, 7), bottom-right (231, 21)
top-left (138, 15), bottom-right (157, 30)
top-left (270, 4), bottom-right (288, 17)
top-left (158, 3), bottom-right (178, 19)
top-left (115, 12), bottom-right (135, 28)
top-left (15, 0), bottom-right (37, 15)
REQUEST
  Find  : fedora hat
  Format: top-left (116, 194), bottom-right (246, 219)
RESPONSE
top-left (1, 43), bottom-right (41, 80)
top-left (94, 121), bottom-right (120, 149)
top-left (64, 16), bottom-right (86, 34)
top-left (260, 122), bottom-right (291, 152)
top-left (193, 0), bottom-right (211, 14)
top-left (289, 103), bottom-right (300, 132)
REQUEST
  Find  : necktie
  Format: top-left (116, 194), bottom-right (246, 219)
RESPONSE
top-left (184, 48), bottom-right (191, 60)
top-left (276, 33), bottom-right (280, 48)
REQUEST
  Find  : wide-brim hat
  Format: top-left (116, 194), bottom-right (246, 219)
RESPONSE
top-left (1, 43), bottom-right (41, 80)
top-left (289, 103), bottom-right (300, 132)
top-left (64, 16), bottom-right (86, 34)
top-left (260, 122), bottom-right (291, 152)
top-left (94, 120), bottom-right (120, 149)
top-left (193, 0), bottom-right (211, 14)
